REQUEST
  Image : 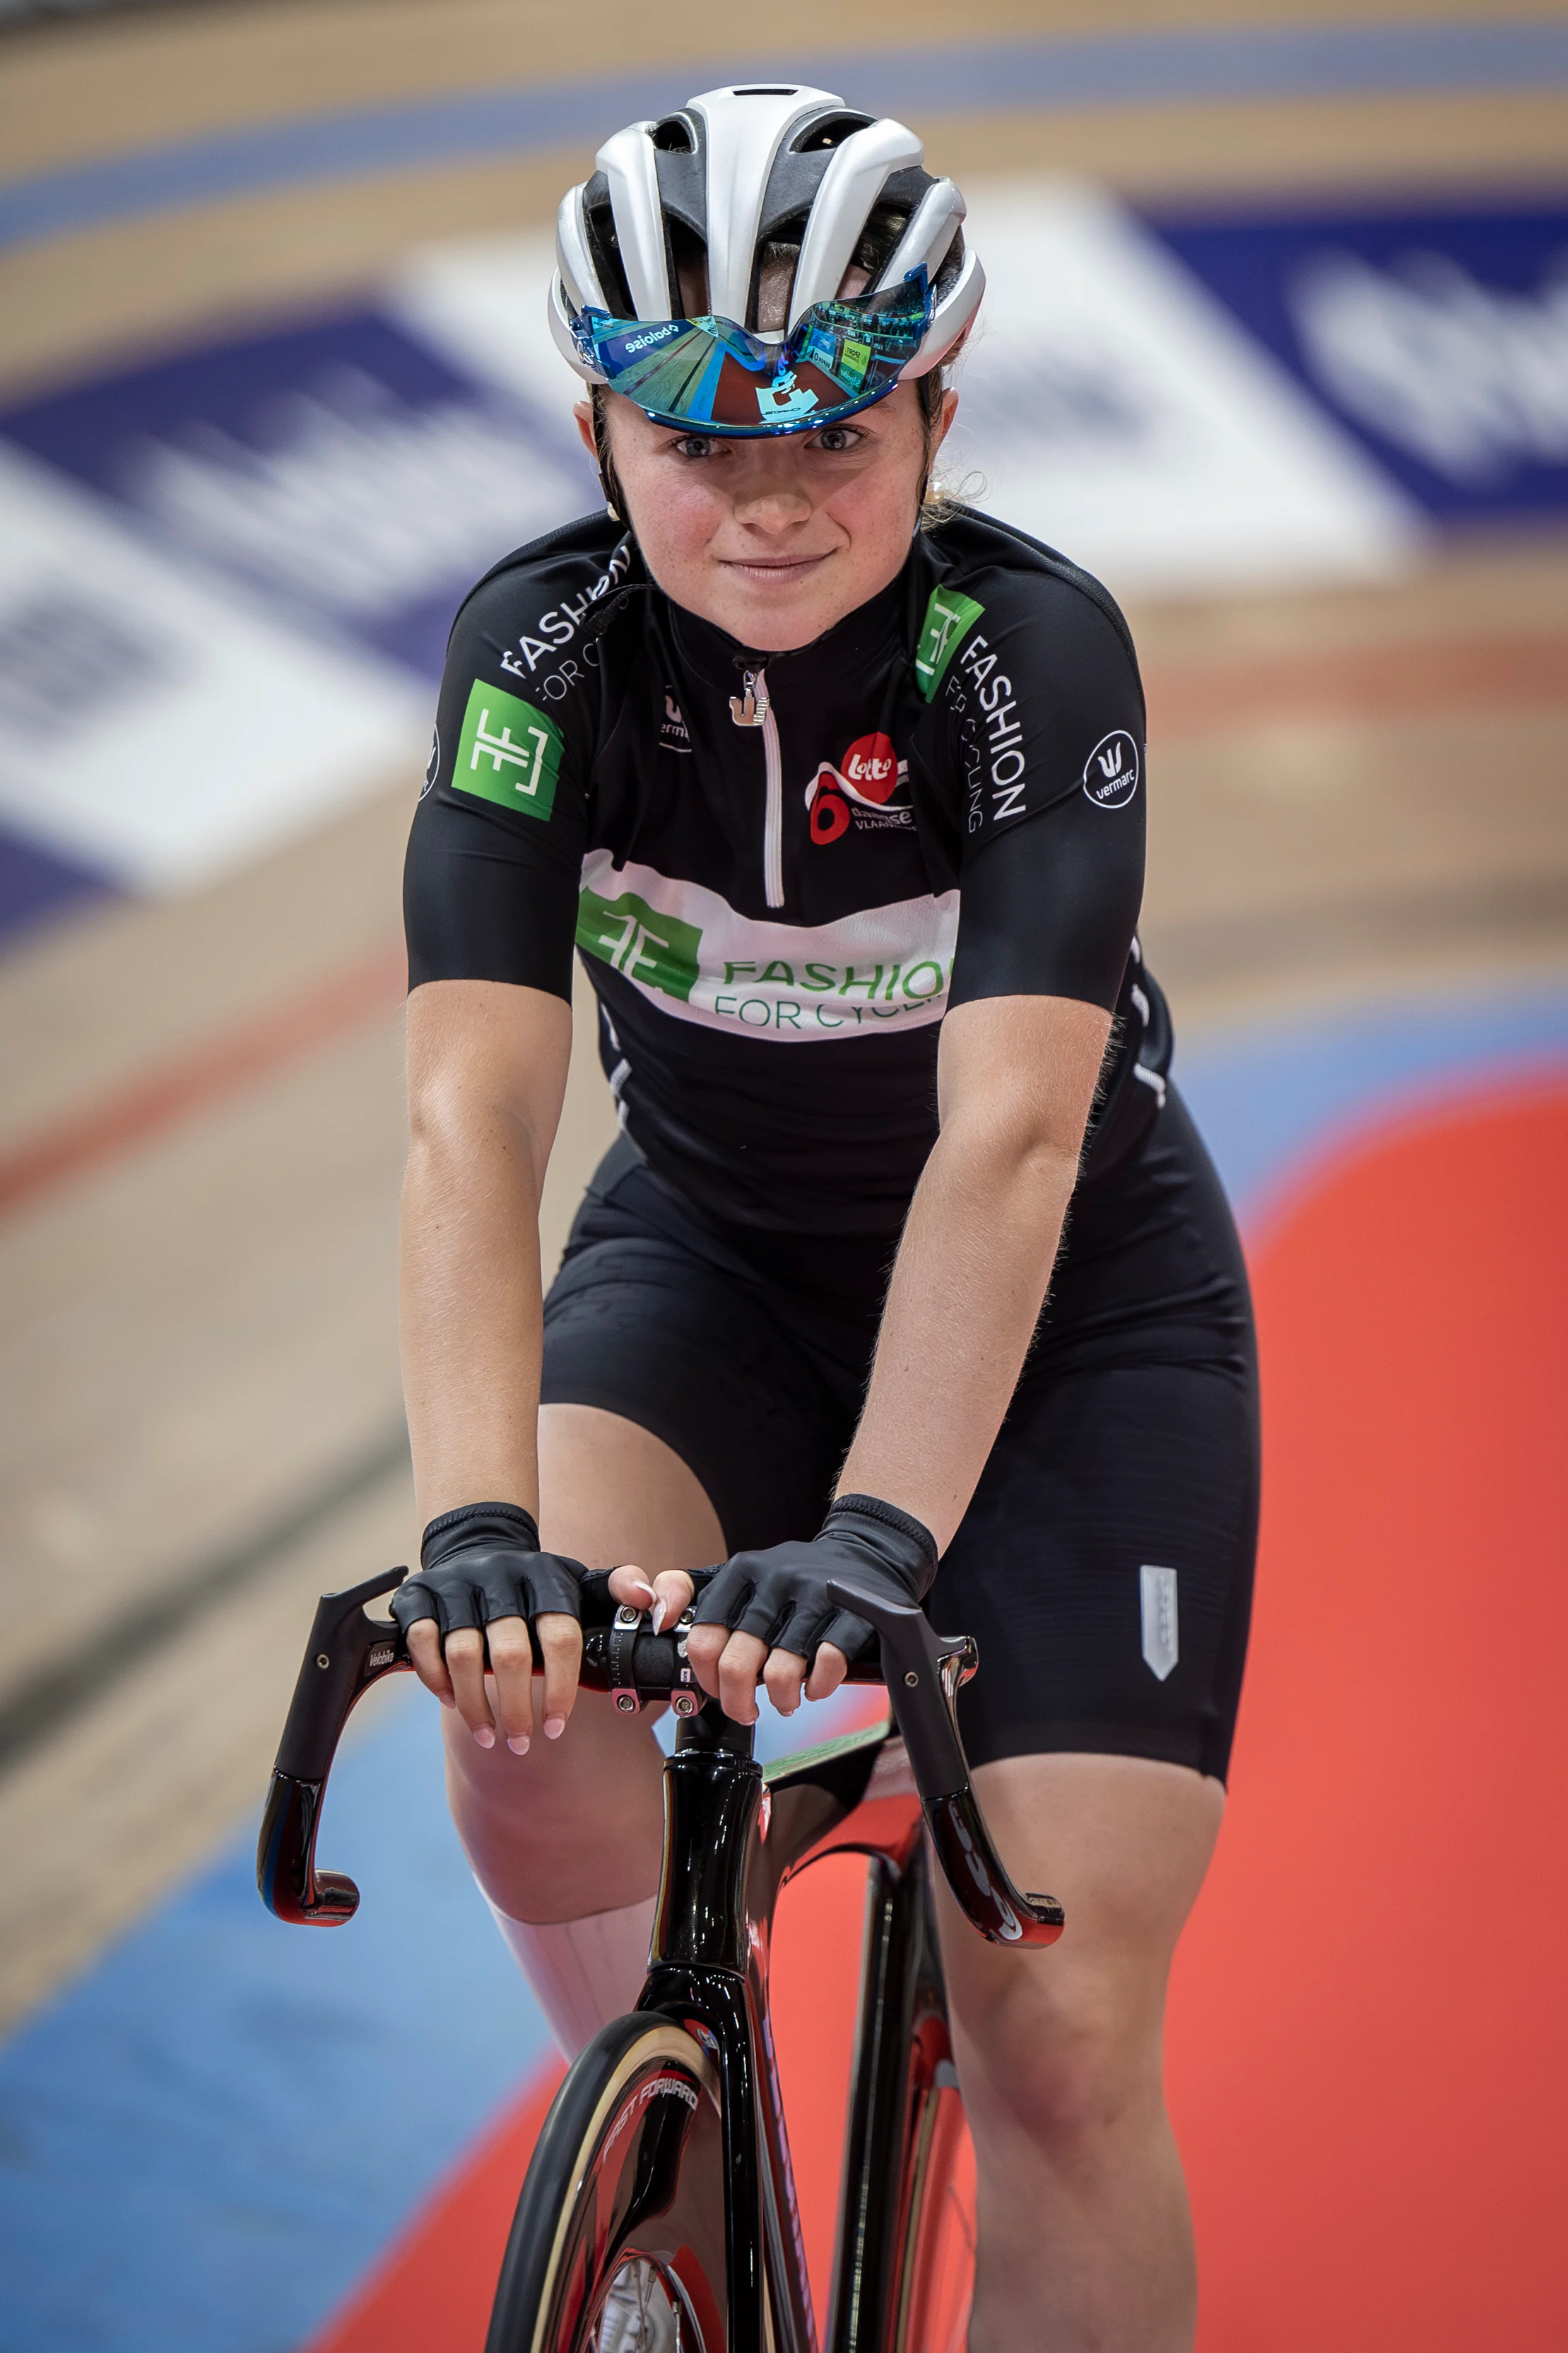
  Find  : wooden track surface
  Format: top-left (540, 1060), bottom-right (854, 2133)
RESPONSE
top-left (1, 0), bottom-right (1566, 2028)
top-left (9, 0), bottom-right (1562, 177)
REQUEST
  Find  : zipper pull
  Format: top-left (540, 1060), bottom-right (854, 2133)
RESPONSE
top-left (729, 667), bottom-right (770, 727)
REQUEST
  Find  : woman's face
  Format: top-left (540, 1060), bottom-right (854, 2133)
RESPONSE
top-left (574, 381), bottom-right (957, 652)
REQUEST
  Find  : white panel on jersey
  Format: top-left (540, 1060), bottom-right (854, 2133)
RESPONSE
top-left (389, 232), bottom-right (586, 421)
top-left (577, 850), bottom-right (959, 1043)
top-left (0, 445), bottom-right (425, 892)
top-left (949, 181), bottom-right (1424, 593)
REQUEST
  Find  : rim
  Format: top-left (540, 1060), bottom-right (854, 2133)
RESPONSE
top-left (588, 2253), bottom-right (692, 2352)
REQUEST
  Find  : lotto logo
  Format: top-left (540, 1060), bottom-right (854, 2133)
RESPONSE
top-left (840, 733), bottom-right (899, 803)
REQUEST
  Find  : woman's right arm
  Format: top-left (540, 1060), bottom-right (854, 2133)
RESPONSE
top-left (399, 553), bottom-right (621, 1742)
top-left (399, 976), bottom-right (575, 1735)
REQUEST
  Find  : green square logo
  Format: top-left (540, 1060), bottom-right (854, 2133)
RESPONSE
top-left (577, 887), bottom-right (702, 1003)
top-left (453, 679), bottom-right (563, 821)
top-left (914, 587), bottom-right (985, 703)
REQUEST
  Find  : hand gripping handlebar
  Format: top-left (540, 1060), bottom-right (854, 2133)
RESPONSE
top-left (256, 1567), bottom-right (1063, 1947)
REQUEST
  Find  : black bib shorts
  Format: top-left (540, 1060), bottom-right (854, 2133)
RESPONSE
top-left (541, 1084), bottom-right (1258, 1785)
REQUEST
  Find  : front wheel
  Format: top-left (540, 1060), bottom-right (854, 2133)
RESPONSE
top-left (486, 2012), bottom-right (729, 2353)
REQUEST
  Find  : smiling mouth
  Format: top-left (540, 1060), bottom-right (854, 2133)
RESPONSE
top-left (721, 553), bottom-right (831, 580)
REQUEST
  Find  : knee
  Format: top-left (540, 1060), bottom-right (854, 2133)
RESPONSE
top-left (441, 1692), bottom-right (664, 1865)
top-left (955, 1963), bottom-right (1162, 2159)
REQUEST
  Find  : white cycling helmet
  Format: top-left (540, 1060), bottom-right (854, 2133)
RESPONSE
top-left (549, 83), bottom-right (982, 436)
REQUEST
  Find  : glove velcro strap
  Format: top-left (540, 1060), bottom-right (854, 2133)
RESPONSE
top-left (422, 1499), bottom-right (541, 1568)
top-left (823, 1494), bottom-right (938, 1583)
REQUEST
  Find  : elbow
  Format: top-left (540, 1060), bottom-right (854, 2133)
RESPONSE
top-left (405, 1085), bottom-right (548, 1202)
top-left (942, 1103), bottom-right (1084, 1207)
top-left (1013, 1129), bottom-right (1085, 1212)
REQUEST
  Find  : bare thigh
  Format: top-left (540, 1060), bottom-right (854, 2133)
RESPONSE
top-left (444, 1403), bottom-right (724, 1923)
top-left (937, 1754), bottom-right (1225, 2352)
top-left (938, 1751), bottom-right (1224, 2143)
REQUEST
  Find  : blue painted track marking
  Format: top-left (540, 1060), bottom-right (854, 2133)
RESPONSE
top-left (0, 1675), bottom-right (875, 2352)
top-left (5, 22), bottom-right (1568, 252)
top-left (0, 1689), bottom-right (555, 2353)
top-left (1177, 982), bottom-right (1568, 1228)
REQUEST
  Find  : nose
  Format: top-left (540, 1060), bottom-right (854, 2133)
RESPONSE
top-left (733, 478), bottom-right (813, 531)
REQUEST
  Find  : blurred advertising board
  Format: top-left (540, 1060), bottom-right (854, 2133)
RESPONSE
top-left (1, 187), bottom-right (1564, 943)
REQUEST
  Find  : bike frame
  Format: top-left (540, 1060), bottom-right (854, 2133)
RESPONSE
top-left (258, 1567), bottom-right (1062, 2353)
top-left (637, 1699), bottom-right (941, 2353)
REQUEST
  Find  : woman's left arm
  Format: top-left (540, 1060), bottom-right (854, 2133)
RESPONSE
top-left (683, 990), bottom-right (1112, 1720)
top-left (685, 575), bottom-right (1144, 1718)
top-left (837, 992), bottom-right (1110, 1550)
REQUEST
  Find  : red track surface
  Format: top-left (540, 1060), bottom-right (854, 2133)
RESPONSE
top-left (308, 1079), bottom-right (1568, 2351)
top-left (1170, 1080), bottom-right (1568, 2349)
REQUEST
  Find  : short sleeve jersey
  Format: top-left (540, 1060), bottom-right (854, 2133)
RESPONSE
top-left (405, 506), bottom-right (1171, 1233)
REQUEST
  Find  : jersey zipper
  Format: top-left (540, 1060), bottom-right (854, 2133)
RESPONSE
top-left (730, 664), bottom-right (784, 910)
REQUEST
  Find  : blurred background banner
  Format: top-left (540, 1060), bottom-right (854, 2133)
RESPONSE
top-left (8, 185), bottom-right (1568, 936)
top-left (1149, 199), bottom-right (1568, 519)
top-left (1, 6), bottom-right (1565, 2350)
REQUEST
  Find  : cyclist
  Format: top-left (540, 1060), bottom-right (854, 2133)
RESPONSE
top-left (393, 86), bottom-right (1256, 2353)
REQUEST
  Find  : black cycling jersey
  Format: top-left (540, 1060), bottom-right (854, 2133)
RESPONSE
top-left (406, 505), bottom-right (1172, 1232)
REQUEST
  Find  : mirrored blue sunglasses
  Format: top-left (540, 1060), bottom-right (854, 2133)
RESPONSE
top-left (574, 269), bottom-right (933, 436)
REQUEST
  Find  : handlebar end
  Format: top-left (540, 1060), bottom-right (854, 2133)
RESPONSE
top-left (257, 1770), bottom-right (361, 1927)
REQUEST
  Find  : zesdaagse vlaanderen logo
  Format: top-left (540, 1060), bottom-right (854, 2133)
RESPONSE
top-left (808, 732), bottom-right (909, 843)
top-left (1082, 729), bottom-right (1140, 811)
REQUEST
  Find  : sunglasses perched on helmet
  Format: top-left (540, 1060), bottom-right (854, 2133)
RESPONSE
top-left (572, 269), bottom-right (933, 437)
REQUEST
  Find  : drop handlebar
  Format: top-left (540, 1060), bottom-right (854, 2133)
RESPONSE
top-left (256, 1566), bottom-right (1063, 1949)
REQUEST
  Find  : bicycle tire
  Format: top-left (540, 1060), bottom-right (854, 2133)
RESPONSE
top-left (486, 2011), bottom-right (729, 2353)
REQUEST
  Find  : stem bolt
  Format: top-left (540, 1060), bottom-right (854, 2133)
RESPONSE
top-left (316, 1655), bottom-right (331, 1670)
top-left (904, 1670), bottom-right (919, 1687)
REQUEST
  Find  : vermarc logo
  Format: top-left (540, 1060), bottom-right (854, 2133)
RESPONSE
top-left (1082, 730), bottom-right (1140, 811)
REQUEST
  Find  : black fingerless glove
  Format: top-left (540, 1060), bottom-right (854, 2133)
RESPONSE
top-left (389, 1502), bottom-right (587, 1643)
top-left (691, 1494), bottom-right (938, 1664)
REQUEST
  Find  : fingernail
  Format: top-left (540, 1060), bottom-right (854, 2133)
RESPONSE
top-left (627, 1577), bottom-right (656, 1607)
top-left (543, 1715), bottom-right (565, 1740)
top-left (507, 1733), bottom-right (530, 1755)
top-left (650, 1597), bottom-right (667, 1634)
top-left (474, 1725), bottom-right (495, 1749)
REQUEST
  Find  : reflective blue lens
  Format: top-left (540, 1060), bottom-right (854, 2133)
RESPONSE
top-left (575, 271), bottom-right (932, 435)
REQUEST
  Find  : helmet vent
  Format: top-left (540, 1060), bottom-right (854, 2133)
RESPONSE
top-left (650, 115), bottom-right (695, 151)
top-left (733, 86), bottom-right (800, 96)
top-left (791, 113), bottom-right (871, 152)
